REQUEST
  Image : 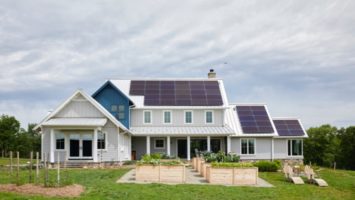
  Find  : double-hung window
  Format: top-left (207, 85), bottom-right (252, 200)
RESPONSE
top-left (288, 139), bottom-right (303, 156)
top-left (184, 111), bottom-right (193, 124)
top-left (97, 132), bottom-right (106, 150)
top-left (205, 111), bottom-right (214, 124)
top-left (241, 138), bottom-right (255, 155)
top-left (163, 111), bottom-right (172, 124)
top-left (143, 110), bottom-right (152, 124)
top-left (56, 133), bottom-right (65, 150)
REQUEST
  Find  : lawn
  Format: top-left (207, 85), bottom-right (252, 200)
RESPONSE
top-left (0, 167), bottom-right (354, 200)
top-left (0, 157), bottom-right (31, 166)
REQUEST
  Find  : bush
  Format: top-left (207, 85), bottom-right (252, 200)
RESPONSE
top-left (211, 162), bottom-right (254, 168)
top-left (253, 161), bottom-right (279, 172)
top-left (203, 151), bottom-right (240, 163)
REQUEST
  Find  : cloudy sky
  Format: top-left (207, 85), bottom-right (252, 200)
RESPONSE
top-left (0, 0), bottom-right (354, 129)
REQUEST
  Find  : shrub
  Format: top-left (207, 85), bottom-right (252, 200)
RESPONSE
top-left (150, 153), bottom-right (163, 159)
top-left (253, 161), bottom-right (279, 172)
top-left (211, 162), bottom-right (254, 168)
top-left (203, 151), bottom-right (240, 163)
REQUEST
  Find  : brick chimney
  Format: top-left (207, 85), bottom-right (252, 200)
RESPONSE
top-left (208, 69), bottom-right (216, 78)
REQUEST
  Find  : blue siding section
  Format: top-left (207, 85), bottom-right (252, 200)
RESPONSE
top-left (93, 81), bottom-right (131, 128)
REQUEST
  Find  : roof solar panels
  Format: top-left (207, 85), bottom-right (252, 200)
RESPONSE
top-left (236, 106), bottom-right (274, 134)
top-left (273, 120), bottom-right (305, 136)
top-left (129, 80), bottom-right (223, 106)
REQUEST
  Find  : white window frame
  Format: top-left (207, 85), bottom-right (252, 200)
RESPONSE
top-left (154, 138), bottom-right (165, 149)
top-left (205, 110), bottom-right (214, 124)
top-left (240, 138), bottom-right (256, 155)
top-left (184, 110), bottom-right (193, 124)
top-left (163, 110), bottom-right (172, 124)
top-left (55, 133), bottom-right (65, 151)
top-left (143, 110), bottom-right (152, 124)
top-left (287, 139), bottom-right (303, 157)
top-left (97, 132), bottom-right (108, 151)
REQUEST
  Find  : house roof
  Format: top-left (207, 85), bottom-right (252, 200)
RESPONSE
top-left (225, 104), bottom-right (278, 137)
top-left (272, 117), bottom-right (308, 138)
top-left (109, 79), bottom-right (229, 108)
top-left (33, 90), bottom-right (129, 132)
top-left (130, 126), bottom-right (234, 136)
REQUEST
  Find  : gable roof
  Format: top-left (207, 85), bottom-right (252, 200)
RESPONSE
top-left (33, 90), bottom-right (129, 132)
top-left (92, 80), bottom-right (134, 105)
top-left (110, 79), bottom-right (229, 108)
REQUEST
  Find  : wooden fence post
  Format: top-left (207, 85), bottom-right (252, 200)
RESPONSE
top-left (36, 152), bottom-right (39, 183)
top-left (29, 151), bottom-right (33, 183)
top-left (16, 151), bottom-right (19, 185)
top-left (57, 152), bottom-right (60, 186)
top-left (10, 151), bottom-right (13, 175)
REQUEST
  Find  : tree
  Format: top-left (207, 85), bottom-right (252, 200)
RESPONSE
top-left (304, 125), bottom-right (339, 167)
top-left (0, 115), bottom-right (20, 155)
top-left (337, 126), bottom-right (355, 170)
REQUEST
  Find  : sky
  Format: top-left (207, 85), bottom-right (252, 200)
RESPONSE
top-left (0, 0), bottom-right (354, 129)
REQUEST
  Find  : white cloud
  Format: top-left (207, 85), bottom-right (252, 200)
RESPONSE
top-left (0, 0), bottom-right (354, 128)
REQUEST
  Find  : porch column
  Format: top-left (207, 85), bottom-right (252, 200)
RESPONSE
top-left (50, 129), bottom-right (55, 163)
top-left (167, 136), bottom-right (171, 156)
top-left (146, 136), bottom-right (151, 155)
top-left (93, 128), bottom-right (98, 162)
top-left (227, 136), bottom-right (231, 153)
top-left (187, 136), bottom-right (191, 160)
top-left (207, 136), bottom-right (211, 152)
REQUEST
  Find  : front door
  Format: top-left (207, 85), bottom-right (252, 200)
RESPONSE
top-left (211, 139), bottom-right (221, 153)
top-left (177, 139), bottom-right (187, 158)
top-left (69, 133), bottom-right (93, 159)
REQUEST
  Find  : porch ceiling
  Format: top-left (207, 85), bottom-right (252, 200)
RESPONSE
top-left (42, 118), bottom-right (107, 127)
top-left (130, 126), bottom-right (234, 136)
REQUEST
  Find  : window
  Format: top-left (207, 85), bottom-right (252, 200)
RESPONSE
top-left (154, 139), bottom-right (165, 149)
top-left (163, 111), bottom-right (172, 124)
top-left (288, 139), bottom-right (303, 156)
top-left (241, 138), bottom-right (255, 155)
top-left (184, 111), bottom-right (193, 124)
top-left (144, 110), bottom-right (152, 124)
top-left (56, 133), bottom-right (65, 150)
top-left (111, 105), bottom-right (118, 112)
top-left (118, 105), bottom-right (125, 120)
top-left (97, 132), bottom-right (106, 150)
top-left (205, 111), bottom-right (214, 124)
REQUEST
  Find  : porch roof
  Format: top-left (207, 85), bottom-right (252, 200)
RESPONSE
top-left (130, 126), bottom-right (234, 136)
top-left (42, 118), bottom-right (107, 127)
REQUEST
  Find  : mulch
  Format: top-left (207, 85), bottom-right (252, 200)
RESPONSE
top-left (0, 184), bottom-right (84, 197)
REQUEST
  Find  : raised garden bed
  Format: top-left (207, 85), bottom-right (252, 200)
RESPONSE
top-left (136, 164), bottom-right (186, 183)
top-left (206, 163), bottom-right (258, 185)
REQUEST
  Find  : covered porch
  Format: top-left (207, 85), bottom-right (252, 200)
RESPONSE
top-left (130, 126), bottom-right (234, 160)
top-left (42, 118), bottom-right (107, 163)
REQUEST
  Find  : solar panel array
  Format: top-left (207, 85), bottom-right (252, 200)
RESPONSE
top-left (273, 120), bottom-right (305, 136)
top-left (236, 106), bottom-right (274, 134)
top-left (129, 80), bottom-right (223, 106)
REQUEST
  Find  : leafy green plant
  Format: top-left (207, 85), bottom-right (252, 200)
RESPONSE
top-left (211, 162), bottom-right (254, 168)
top-left (253, 161), bottom-right (279, 172)
top-left (203, 151), bottom-right (240, 163)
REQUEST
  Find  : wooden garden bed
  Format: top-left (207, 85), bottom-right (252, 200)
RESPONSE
top-left (136, 165), bottom-right (186, 183)
top-left (206, 167), bottom-right (258, 185)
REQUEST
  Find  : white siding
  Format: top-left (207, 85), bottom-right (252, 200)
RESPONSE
top-left (131, 109), bottom-right (224, 127)
top-left (55, 100), bottom-right (104, 118)
top-left (230, 137), bottom-right (273, 160)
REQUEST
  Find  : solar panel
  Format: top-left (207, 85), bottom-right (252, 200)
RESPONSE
top-left (236, 106), bottom-right (274, 134)
top-left (129, 80), bottom-right (223, 106)
top-left (273, 120), bottom-right (305, 136)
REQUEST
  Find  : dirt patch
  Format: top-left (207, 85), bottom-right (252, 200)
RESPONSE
top-left (0, 184), bottom-right (84, 197)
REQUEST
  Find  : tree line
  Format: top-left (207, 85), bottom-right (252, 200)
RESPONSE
top-left (0, 114), bottom-right (354, 170)
top-left (0, 115), bottom-right (40, 158)
top-left (304, 124), bottom-right (355, 170)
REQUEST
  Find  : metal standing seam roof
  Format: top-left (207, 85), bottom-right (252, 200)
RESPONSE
top-left (42, 118), bottom-right (108, 126)
top-left (129, 126), bottom-right (235, 136)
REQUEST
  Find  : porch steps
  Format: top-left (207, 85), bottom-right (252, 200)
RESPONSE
top-left (60, 162), bottom-right (95, 168)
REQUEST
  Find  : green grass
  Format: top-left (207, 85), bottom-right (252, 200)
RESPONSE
top-left (0, 167), bottom-right (354, 200)
top-left (0, 157), bottom-right (31, 166)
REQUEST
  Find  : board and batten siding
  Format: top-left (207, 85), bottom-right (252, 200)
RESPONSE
top-left (230, 138), bottom-right (273, 160)
top-left (55, 100), bottom-right (104, 118)
top-left (130, 109), bottom-right (224, 127)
